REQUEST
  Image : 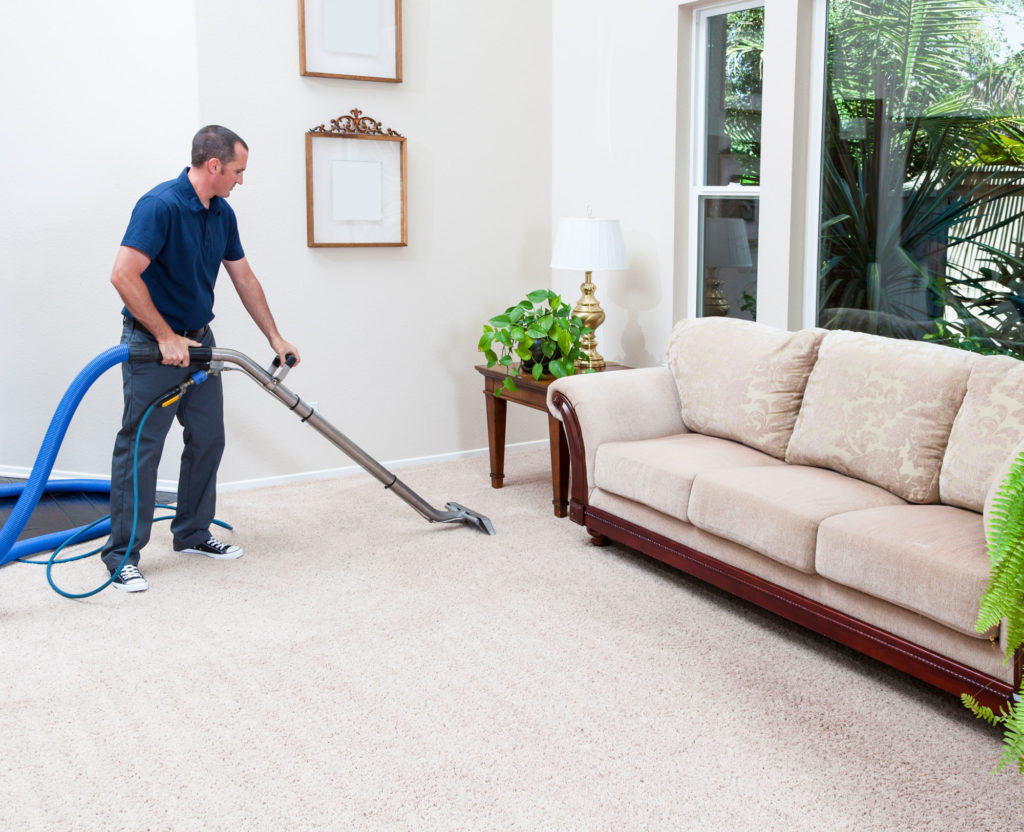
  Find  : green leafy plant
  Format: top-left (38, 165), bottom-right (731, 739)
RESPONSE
top-left (479, 289), bottom-right (591, 396)
top-left (962, 451), bottom-right (1024, 772)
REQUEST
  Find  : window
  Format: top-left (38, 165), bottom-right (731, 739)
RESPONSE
top-left (815, 0), bottom-right (1024, 356)
top-left (692, 3), bottom-right (764, 320)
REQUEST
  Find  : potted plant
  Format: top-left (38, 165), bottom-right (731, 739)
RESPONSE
top-left (962, 451), bottom-right (1024, 773)
top-left (479, 289), bottom-right (591, 396)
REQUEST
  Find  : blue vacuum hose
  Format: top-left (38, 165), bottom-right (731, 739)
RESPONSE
top-left (0, 345), bottom-right (128, 567)
top-left (1, 346), bottom-right (227, 598)
top-left (0, 479), bottom-right (113, 562)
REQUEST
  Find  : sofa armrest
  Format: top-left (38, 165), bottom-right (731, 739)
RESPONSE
top-left (547, 367), bottom-right (685, 497)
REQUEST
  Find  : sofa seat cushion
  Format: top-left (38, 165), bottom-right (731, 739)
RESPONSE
top-left (688, 465), bottom-right (905, 573)
top-left (593, 434), bottom-right (784, 522)
top-left (941, 355), bottom-right (1024, 511)
top-left (666, 318), bottom-right (825, 459)
top-left (816, 505), bottom-right (990, 638)
top-left (786, 330), bottom-right (976, 503)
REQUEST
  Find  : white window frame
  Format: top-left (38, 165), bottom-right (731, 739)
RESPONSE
top-left (677, 0), bottom-right (825, 331)
top-left (801, 0), bottom-right (829, 328)
top-left (687, 0), bottom-right (764, 321)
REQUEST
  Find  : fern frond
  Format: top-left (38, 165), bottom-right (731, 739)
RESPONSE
top-left (975, 537), bottom-right (1024, 641)
top-left (1007, 614), bottom-right (1024, 664)
top-left (962, 693), bottom-right (1004, 727)
top-left (978, 451), bottom-right (1024, 655)
top-left (973, 450), bottom-right (1024, 774)
top-left (994, 698), bottom-right (1024, 773)
top-left (987, 458), bottom-right (1024, 558)
top-left (962, 691), bottom-right (1024, 773)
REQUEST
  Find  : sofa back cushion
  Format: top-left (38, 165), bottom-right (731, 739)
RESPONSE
top-left (666, 318), bottom-right (825, 459)
top-left (786, 330), bottom-right (976, 503)
top-left (941, 355), bottom-right (1024, 511)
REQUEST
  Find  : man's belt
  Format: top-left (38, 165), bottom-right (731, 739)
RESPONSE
top-left (124, 317), bottom-right (208, 341)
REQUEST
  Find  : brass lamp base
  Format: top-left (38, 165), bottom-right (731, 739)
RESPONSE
top-left (573, 271), bottom-right (606, 371)
top-left (703, 271), bottom-right (730, 317)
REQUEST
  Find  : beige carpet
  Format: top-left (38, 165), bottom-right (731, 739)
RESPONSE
top-left (1, 447), bottom-right (1021, 831)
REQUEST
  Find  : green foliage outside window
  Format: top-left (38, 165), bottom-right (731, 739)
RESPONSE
top-left (722, 7), bottom-right (764, 186)
top-left (818, 0), bottom-right (1024, 357)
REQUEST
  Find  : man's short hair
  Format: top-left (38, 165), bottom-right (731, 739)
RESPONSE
top-left (191, 125), bottom-right (248, 167)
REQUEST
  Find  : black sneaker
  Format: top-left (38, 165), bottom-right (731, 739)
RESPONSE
top-left (175, 536), bottom-right (243, 560)
top-left (111, 564), bottom-right (148, 592)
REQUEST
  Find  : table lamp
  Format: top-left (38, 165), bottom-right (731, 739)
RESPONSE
top-left (702, 217), bottom-right (752, 317)
top-left (549, 216), bottom-right (629, 370)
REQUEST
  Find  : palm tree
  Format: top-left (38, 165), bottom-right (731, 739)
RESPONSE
top-left (818, 0), bottom-right (1024, 354)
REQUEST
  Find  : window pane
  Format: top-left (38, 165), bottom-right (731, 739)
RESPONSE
top-left (704, 7), bottom-right (764, 187)
top-left (817, 0), bottom-right (1024, 357)
top-left (700, 197), bottom-right (759, 319)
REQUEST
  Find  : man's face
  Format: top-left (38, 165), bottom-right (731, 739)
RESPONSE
top-left (211, 142), bottom-right (247, 198)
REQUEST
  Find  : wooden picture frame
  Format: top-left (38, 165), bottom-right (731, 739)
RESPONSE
top-left (298, 0), bottom-right (402, 83)
top-left (305, 110), bottom-right (407, 247)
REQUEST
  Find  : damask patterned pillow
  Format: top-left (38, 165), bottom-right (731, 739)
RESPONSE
top-left (665, 318), bottom-right (825, 459)
top-left (940, 355), bottom-right (1024, 511)
top-left (786, 331), bottom-right (977, 503)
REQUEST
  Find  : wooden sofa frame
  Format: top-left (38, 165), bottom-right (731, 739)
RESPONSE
top-left (550, 389), bottom-right (1023, 712)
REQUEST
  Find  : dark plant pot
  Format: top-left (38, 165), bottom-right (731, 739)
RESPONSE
top-left (521, 339), bottom-right (562, 376)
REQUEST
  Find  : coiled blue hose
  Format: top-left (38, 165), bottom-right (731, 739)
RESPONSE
top-left (0, 345), bottom-right (129, 567)
top-left (0, 479), bottom-right (113, 562)
top-left (0, 346), bottom-right (229, 598)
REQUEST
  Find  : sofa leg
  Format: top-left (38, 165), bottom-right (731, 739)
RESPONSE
top-left (588, 530), bottom-right (610, 547)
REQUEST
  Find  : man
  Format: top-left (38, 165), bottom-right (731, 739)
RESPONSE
top-left (101, 125), bottom-right (299, 592)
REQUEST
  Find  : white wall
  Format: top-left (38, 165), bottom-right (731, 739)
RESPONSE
top-left (0, 1), bottom-right (200, 481)
top-left (0, 0), bottom-right (553, 487)
top-left (552, 0), bottom-right (821, 359)
top-left (552, 0), bottom-right (682, 370)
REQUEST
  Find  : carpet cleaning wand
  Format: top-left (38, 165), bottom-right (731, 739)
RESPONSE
top-left (129, 345), bottom-right (496, 536)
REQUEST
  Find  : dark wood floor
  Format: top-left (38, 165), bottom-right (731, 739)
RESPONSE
top-left (1, 477), bottom-right (175, 541)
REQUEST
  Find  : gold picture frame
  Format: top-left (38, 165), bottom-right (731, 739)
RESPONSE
top-left (305, 110), bottom-right (407, 248)
top-left (298, 0), bottom-right (402, 83)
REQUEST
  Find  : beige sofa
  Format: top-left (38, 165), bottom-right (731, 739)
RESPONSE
top-left (548, 317), bottom-right (1024, 708)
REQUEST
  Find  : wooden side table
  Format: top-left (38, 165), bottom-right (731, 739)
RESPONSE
top-left (475, 362), bottom-right (629, 517)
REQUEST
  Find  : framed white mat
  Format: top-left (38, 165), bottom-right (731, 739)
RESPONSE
top-left (305, 110), bottom-right (407, 247)
top-left (298, 0), bottom-right (403, 83)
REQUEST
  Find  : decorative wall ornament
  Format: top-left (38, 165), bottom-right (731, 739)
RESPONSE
top-left (298, 0), bottom-right (402, 83)
top-left (305, 110), bottom-right (407, 248)
top-left (309, 109), bottom-right (404, 138)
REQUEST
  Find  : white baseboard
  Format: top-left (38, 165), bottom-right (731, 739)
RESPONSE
top-left (216, 439), bottom-right (545, 492)
top-left (0, 466), bottom-right (114, 483)
top-left (0, 439), bottom-right (547, 494)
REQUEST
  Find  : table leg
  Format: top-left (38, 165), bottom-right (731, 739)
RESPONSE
top-left (484, 384), bottom-right (507, 488)
top-left (548, 415), bottom-right (569, 517)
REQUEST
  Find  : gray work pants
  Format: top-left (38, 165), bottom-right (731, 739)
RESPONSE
top-left (100, 321), bottom-right (224, 572)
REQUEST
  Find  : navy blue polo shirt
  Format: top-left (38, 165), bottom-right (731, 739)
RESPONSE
top-left (121, 168), bottom-right (245, 331)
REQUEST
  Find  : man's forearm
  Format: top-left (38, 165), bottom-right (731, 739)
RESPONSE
top-left (226, 259), bottom-right (285, 342)
top-left (236, 277), bottom-right (282, 343)
top-left (110, 260), bottom-right (196, 367)
top-left (224, 257), bottom-right (299, 364)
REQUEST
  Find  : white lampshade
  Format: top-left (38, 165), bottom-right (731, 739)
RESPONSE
top-left (703, 217), bottom-right (752, 269)
top-left (550, 218), bottom-right (629, 272)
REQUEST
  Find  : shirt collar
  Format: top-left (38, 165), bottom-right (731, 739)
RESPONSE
top-left (178, 167), bottom-right (222, 215)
